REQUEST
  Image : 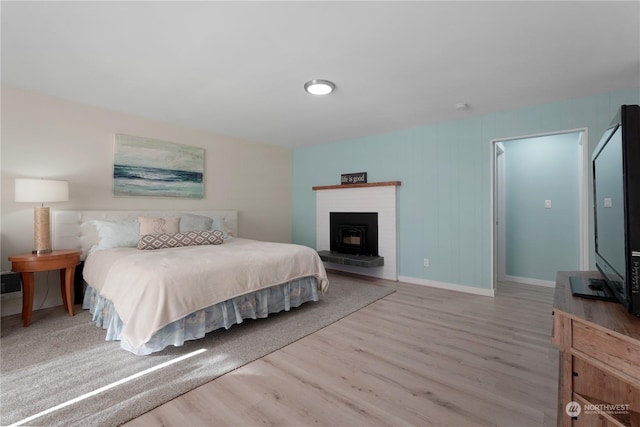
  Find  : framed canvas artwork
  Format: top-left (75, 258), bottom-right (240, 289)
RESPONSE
top-left (113, 134), bottom-right (204, 198)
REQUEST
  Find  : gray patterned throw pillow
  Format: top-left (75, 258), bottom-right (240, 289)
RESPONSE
top-left (137, 230), bottom-right (224, 250)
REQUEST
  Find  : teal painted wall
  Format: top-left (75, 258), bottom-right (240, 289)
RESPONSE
top-left (503, 132), bottom-right (581, 282)
top-left (292, 88), bottom-right (640, 290)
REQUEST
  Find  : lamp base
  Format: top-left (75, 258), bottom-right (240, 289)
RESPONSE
top-left (33, 206), bottom-right (52, 254)
top-left (32, 249), bottom-right (53, 255)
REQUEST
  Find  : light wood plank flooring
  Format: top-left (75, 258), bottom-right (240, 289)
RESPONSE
top-left (125, 272), bottom-right (559, 426)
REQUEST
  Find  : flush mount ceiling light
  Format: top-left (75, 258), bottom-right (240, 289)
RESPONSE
top-left (304, 79), bottom-right (335, 95)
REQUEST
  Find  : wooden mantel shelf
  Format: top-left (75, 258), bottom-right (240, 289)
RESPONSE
top-left (312, 181), bottom-right (401, 191)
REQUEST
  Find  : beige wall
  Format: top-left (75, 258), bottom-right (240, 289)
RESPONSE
top-left (1, 85), bottom-right (292, 315)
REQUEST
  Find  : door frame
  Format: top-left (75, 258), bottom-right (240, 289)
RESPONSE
top-left (490, 128), bottom-right (589, 290)
top-left (494, 142), bottom-right (506, 283)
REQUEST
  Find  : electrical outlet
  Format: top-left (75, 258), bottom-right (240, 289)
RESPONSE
top-left (423, 258), bottom-right (429, 267)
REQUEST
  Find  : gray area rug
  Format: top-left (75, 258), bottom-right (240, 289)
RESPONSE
top-left (0, 274), bottom-right (393, 426)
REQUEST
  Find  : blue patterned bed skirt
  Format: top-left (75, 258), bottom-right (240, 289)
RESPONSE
top-left (82, 277), bottom-right (320, 355)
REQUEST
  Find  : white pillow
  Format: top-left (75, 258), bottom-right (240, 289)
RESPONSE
top-left (211, 217), bottom-right (232, 239)
top-left (139, 216), bottom-right (180, 235)
top-left (179, 213), bottom-right (214, 233)
top-left (91, 219), bottom-right (140, 250)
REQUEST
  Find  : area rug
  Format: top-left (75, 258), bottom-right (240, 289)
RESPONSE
top-left (0, 274), bottom-right (394, 427)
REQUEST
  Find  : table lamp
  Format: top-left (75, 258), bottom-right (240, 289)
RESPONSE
top-left (15, 178), bottom-right (69, 254)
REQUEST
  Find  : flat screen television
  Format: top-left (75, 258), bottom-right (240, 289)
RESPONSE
top-left (570, 104), bottom-right (640, 317)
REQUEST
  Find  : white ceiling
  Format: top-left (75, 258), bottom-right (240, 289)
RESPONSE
top-left (2, 1), bottom-right (639, 148)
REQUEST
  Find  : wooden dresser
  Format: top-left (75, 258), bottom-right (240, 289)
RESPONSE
top-left (552, 271), bottom-right (640, 426)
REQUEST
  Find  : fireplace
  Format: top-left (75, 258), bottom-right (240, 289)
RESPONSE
top-left (316, 182), bottom-right (398, 279)
top-left (330, 212), bottom-right (378, 256)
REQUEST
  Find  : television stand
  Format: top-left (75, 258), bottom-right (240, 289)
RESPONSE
top-left (569, 275), bottom-right (619, 303)
top-left (553, 271), bottom-right (640, 426)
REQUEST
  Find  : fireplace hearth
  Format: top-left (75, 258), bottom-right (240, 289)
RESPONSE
top-left (330, 212), bottom-right (378, 256)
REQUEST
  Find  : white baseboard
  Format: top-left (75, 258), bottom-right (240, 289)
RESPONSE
top-left (0, 291), bottom-right (22, 301)
top-left (505, 275), bottom-right (556, 288)
top-left (398, 275), bottom-right (495, 297)
top-left (0, 292), bottom-right (23, 317)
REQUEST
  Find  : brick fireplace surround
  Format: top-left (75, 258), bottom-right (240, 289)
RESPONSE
top-left (313, 181), bottom-right (400, 280)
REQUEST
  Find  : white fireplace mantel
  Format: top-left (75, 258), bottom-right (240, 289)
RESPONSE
top-left (314, 181), bottom-right (400, 280)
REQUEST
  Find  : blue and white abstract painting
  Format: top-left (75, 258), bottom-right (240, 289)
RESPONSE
top-left (114, 134), bottom-right (204, 198)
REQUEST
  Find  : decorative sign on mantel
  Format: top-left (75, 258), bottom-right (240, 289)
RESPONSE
top-left (341, 172), bottom-right (367, 185)
top-left (312, 181), bottom-right (401, 191)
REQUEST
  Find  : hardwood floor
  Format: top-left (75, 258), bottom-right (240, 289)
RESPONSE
top-left (125, 272), bottom-right (559, 427)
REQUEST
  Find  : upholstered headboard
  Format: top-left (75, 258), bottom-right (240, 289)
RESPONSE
top-left (51, 210), bottom-right (238, 260)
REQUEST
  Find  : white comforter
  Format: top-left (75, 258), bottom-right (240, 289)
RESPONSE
top-left (83, 238), bottom-right (329, 351)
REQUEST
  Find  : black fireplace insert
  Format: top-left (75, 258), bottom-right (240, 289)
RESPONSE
top-left (330, 212), bottom-right (378, 256)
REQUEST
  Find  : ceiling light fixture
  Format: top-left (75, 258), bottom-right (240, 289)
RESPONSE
top-left (304, 79), bottom-right (335, 96)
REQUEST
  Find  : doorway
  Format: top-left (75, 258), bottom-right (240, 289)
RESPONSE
top-left (491, 129), bottom-right (588, 290)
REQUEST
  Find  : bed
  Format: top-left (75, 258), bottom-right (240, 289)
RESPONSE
top-left (51, 210), bottom-right (329, 355)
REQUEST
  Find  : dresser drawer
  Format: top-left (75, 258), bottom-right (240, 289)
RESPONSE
top-left (572, 321), bottom-right (640, 384)
top-left (573, 393), bottom-right (628, 427)
top-left (573, 357), bottom-right (640, 413)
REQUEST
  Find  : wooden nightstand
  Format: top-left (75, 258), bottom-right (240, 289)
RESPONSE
top-left (8, 249), bottom-right (82, 326)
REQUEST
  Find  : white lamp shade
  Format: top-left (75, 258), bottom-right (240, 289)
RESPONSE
top-left (15, 178), bottom-right (69, 203)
